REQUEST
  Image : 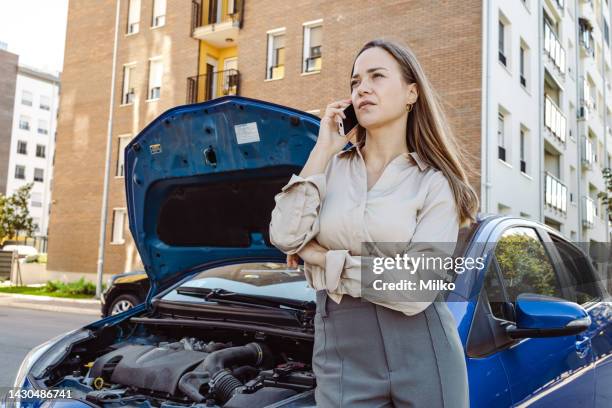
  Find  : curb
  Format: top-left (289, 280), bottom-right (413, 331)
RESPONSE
top-left (0, 293), bottom-right (101, 316)
top-left (0, 292), bottom-right (99, 304)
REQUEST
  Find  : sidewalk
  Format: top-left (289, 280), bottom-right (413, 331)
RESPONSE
top-left (0, 292), bottom-right (101, 316)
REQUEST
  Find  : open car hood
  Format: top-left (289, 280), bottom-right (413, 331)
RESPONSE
top-left (125, 95), bottom-right (323, 290)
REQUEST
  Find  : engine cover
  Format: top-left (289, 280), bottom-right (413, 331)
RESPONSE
top-left (89, 344), bottom-right (208, 395)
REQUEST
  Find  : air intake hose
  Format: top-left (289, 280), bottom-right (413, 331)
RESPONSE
top-left (178, 342), bottom-right (273, 403)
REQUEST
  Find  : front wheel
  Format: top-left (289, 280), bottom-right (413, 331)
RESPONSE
top-left (109, 293), bottom-right (140, 315)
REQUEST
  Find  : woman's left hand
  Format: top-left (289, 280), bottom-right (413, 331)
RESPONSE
top-left (297, 239), bottom-right (328, 269)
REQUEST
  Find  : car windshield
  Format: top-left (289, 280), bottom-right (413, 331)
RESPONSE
top-left (160, 261), bottom-right (315, 304)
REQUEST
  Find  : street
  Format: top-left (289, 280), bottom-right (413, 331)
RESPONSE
top-left (0, 306), bottom-right (95, 387)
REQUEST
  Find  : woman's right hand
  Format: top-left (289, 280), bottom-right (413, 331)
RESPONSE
top-left (315, 98), bottom-right (358, 156)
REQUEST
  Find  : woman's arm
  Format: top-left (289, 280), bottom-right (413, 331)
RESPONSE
top-left (322, 172), bottom-right (461, 316)
top-left (268, 145), bottom-right (335, 255)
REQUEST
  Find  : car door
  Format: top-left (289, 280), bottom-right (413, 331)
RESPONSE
top-left (546, 232), bottom-right (612, 408)
top-left (485, 226), bottom-right (595, 407)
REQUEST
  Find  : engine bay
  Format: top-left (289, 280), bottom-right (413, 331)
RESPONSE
top-left (34, 312), bottom-right (316, 408)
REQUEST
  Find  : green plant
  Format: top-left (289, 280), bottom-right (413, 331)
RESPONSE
top-left (597, 167), bottom-right (611, 223)
top-left (43, 278), bottom-right (100, 296)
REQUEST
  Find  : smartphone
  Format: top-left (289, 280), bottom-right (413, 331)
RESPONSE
top-left (337, 103), bottom-right (358, 137)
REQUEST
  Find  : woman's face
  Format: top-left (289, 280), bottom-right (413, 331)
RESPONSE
top-left (350, 47), bottom-right (417, 129)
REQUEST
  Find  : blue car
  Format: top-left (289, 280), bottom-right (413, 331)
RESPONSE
top-left (5, 96), bottom-right (611, 408)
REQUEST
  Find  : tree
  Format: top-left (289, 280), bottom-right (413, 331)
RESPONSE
top-left (0, 183), bottom-right (36, 244)
top-left (598, 167), bottom-right (611, 223)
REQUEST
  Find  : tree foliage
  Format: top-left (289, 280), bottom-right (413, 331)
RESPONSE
top-left (0, 183), bottom-right (36, 243)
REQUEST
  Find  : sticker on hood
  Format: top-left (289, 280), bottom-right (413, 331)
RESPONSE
top-left (234, 122), bottom-right (260, 144)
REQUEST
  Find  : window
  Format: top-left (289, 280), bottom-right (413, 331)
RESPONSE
top-left (519, 129), bottom-right (526, 173)
top-left (40, 95), bottom-right (50, 110)
top-left (266, 30), bottom-right (286, 80)
top-left (605, 20), bottom-right (610, 47)
top-left (33, 168), bottom-right (44, 182)
top-left (498, 20), bottom-right (506, 66)
top-left (116, 136), bottom-right (131, 177)
top-left (36, 144), bottom-right (46, 158)
top-left (519, 46), bottom-right (526, 87)
top-left (302, 22), bottom-right (322, 73)
top-left (111, 208), bottom-right (127, 244)
top-left (147, 58), bottom-right (163, 100)
top-left (15, 165), bottom-right (25, 180)
top-left (19, 115), bottom-right (30, 131)
top-left (37, 119), bottom-right (48, 135)
top-left (21, 90), bottom-right (33, 106)
top-left (121, 64), bottom-right (136, 104)
top-left (497, 112), bottom-right (506, 161)
top-left (32, 217), bottom-right (40, 232)
top-left (151, 0), bottom-right (166, 27)
top-left (31, 192), bottom-right (42, 208)
top-left (550, 235), bottom-right (600, 305)
top-left (485, 227), bottom-right (564, 321)
top-left (17, 141), bottom-right (27, 155)
top-left (127, 0), bottom-right (141, 34)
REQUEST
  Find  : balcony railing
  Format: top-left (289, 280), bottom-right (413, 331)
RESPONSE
top-left (581, 136), bottom-right (596, 167)
top-left (544, 95), bottom-right (566, 143)
top-left (582, 195), bottom-right (597, 227)
top-left (191, 0), bottom-right (244, 33)
top-left (545, 171), bottom-right (567, 213)
top-left (544, 22), bottom-right (566, 73)
top-left (186, 68), bottom-right (240, 104)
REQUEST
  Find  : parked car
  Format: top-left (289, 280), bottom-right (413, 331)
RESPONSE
top-left (100, 271), bottom-right (149, 317)
top-left (1, 244), bottom-right (38, 259)
top-left (5, 96), bottom-right (611, 408)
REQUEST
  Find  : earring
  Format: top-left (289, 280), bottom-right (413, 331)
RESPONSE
top-left (406, 103), bottom-right (413, 113)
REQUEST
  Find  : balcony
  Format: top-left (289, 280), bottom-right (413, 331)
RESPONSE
top-left (544, 95), bottom-right (566, 143)
top-left (579, 18), bottom-right (595, 58)
top-left (581, 136), bottom-right (596, 168)
top-left (544, 22), bottom-right (566, 74)
top-left (582, 195), bottom-right (597, 227)
top-left (191, 0), bottom-right (243, 48)
top-left (186, 68), bottom-right (240, 103)
top-left (545, 172), bottom-right (567, 213)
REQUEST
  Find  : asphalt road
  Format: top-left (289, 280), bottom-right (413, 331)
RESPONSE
top-left (0, 306), bottom-right (96, 387)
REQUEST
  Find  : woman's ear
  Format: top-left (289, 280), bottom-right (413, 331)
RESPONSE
top-left (407, 82), bottom-right (418, 104)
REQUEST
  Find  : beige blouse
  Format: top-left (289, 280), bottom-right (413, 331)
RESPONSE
top-left (268, 142), bottom-right (460, 316)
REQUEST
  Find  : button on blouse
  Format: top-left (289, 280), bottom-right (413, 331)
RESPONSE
top-left (269, 143), bottom-right (460, 316)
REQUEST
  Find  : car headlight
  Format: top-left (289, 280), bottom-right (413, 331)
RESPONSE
top-left (14, 329), bottom-right (92, 389)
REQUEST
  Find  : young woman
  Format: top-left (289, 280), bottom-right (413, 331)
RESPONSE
top-left (269, 39), bottom-right (479, 407)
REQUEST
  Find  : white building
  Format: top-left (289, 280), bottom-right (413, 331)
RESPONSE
top-left (483, 0), bottom-right (611, 243)
top-left (5, 64), bottom-right (60, 250)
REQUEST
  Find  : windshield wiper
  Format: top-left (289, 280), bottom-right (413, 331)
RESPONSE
top-left (175, 287), bottom-right (315, 312)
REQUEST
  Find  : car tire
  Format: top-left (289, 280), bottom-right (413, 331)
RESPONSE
top-left (109, 294), bottom-right (140, 315)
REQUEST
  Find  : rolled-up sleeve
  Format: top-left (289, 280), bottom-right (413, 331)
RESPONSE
top-left (322, 172), bottom-right (460, 315)
top-left (269, 172), bottom-right (327, 255)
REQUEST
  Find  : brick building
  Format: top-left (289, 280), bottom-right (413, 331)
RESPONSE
top-left (51, 0), bottom-right (542, 277)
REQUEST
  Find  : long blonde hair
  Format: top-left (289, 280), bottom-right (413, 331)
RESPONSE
top-left (350, 38), bottom-right (479, 228)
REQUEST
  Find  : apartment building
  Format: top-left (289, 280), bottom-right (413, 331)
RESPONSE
top-left (4, 64), bottom-right (60, 250)
top-left (0, 47), bottom-right (19, 195)
top-left (487, 0), bottom-right (611, 245)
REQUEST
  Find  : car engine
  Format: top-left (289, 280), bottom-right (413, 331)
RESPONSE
top-left (41, 320), bottom-right (316, 408)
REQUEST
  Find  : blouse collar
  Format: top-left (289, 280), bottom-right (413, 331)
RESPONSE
top-left (337, 144), bottom-right (430, 172)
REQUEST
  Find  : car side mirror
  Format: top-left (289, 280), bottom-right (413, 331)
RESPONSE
top-left (505, 293), bottom-right (591, 339)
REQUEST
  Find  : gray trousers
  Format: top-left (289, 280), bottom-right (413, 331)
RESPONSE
top-left (312, 290), bottom-right (469, 408)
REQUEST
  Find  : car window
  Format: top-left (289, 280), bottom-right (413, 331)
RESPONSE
top-left (484, 227), bottom-right (564, 321)
top-left (549, 234), bottom-right (600, 305)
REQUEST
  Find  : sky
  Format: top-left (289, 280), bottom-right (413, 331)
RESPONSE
top-left (0, 0), bottom-right (69, 74)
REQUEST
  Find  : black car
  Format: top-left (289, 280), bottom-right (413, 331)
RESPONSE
top-left (100, 271), bottom-right (149, 317)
